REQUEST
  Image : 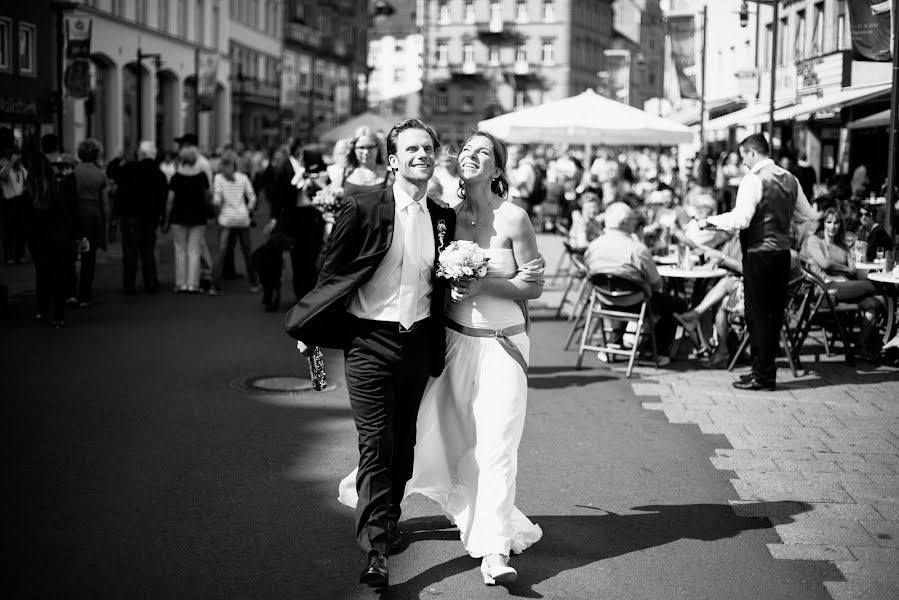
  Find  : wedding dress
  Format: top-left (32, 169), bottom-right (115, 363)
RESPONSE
top-left (338, 247), bottom-right (543, 558)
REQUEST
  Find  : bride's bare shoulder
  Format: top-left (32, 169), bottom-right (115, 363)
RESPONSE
top-left (497, 198), bottom-right (532, 228)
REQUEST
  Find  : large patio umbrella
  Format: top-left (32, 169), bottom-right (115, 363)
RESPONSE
top-left (319, 111), bottom-right (403, 144)
top-left (478, 89), bottom-right (695, 147)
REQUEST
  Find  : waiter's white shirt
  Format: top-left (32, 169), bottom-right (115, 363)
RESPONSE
top-left (348, 182), bottom-right (435, 323)
top-left (708, 158), bottom-right (818, 232)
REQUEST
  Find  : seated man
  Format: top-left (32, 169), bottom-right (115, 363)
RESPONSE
top-left (858, 203), bottom-right (893, 262)
top-left (585, 202), bottom-right (687, 358)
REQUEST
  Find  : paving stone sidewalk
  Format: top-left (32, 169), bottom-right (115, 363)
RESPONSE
top-left (625, 361), bottom-right (899, 600)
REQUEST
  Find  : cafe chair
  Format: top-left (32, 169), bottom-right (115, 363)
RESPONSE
top-left (548, 225), bottom-right (572, 284)
top-left (576, 274), bottom-right (658, 378)
top-left (727, 275), bottom-right (806, 377)
top-left (556, 243), bottom-right (591, 320)
top-left (789, 268), bottom-right (857, 366)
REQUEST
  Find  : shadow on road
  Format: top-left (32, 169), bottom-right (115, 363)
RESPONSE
top-left (385, 501), bottom-right (818, 599)
top-left (525, 365), bottom-right (617, 389)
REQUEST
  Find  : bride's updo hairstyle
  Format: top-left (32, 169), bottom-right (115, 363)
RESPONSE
top-left (457, 130), bottom-right (510, 201)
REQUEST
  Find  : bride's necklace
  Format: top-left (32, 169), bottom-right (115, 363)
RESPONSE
top-left (465, 199), bottom-right (495, 227)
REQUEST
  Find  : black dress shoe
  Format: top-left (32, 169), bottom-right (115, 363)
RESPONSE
top-left (359, 552), bottom-right (388, 588)
top-left (387, 520), bottom-right (406, 554)
top-left (732, 377), bottom-right (775, 391)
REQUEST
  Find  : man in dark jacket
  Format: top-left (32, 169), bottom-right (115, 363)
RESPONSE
top-left (116, 141), bottom-right (168, 293)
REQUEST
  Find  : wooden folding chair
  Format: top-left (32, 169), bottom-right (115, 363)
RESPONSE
top-left (576, 274), bottom-right (658, 378)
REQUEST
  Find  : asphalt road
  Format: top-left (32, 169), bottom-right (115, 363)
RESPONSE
top-left (3, 247), bottom-right (841, 599)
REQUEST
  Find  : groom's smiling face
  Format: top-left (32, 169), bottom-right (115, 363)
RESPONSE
top-left (389, 128), bottom-right (436, 185)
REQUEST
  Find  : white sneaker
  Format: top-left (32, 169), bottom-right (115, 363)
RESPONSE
top-left (481, 554), bottom-right (517, 585)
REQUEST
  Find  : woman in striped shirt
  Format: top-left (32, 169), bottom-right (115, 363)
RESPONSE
top-left (210, 151), bottom-right (260, 295)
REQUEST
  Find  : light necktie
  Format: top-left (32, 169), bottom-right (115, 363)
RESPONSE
top-left (399, 201), bottom-right (423, 330)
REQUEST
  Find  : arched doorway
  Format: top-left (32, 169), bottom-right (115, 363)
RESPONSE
top-left (182, 75), bottom-right (198, 137)
top-left (155, 69), bottom-right (180, 154)
top-left (212, 82), bottom-right (229, 149)
top-left (88, 53), bottom-right (118, 157)
top-left (122, 62), bottom-right (152, 154)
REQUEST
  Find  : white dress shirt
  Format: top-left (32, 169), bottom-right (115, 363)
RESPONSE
top-left (348, 183), bottom-right (435, 323)
top-left (707, 158), bottom-right (818, 232)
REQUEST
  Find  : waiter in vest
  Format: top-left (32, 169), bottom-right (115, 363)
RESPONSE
top-left (704, 134), bottom-right (817, 391)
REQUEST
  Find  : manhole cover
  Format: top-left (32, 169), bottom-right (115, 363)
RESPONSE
top-left (251, 376), bottom-right (315, 392)
top-left (229, 375), bottom-right (340, 395)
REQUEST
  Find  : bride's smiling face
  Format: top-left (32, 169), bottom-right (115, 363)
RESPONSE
top-left (458, 135), bottom-right (501, 184)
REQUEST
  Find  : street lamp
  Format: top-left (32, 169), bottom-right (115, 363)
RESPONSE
top-left (739, 2), bottom-right (749, 28)
top-left (372, 0), bottom-right (396, 19)
top-left (51, 0), bottom-right (81, 151)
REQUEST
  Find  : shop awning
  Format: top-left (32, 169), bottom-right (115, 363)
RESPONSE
top-left (744, 84), bottom-right (892, 125)
top-left (704, 100), bottom-right (794, 132)
top-left (847, 108), bottom-right (891, 129)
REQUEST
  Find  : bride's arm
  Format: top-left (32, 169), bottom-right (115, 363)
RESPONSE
top-left (454, 208), bottom-right (543, 301)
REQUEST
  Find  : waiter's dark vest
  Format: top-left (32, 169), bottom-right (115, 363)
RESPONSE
top-left (739, 163), bottom-right (798, 254)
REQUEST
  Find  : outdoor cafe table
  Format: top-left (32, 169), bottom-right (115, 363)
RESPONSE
top-left (855, 260), bottom-right (885, 272)
top-left (656, 266), bottom-right (729, 358)
top-left (656, 266), bottom-right (729, 280)
top-left (867, 271), bottom-right (899, 347)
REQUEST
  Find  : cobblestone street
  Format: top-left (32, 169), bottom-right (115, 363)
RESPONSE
top-left (631, 364), bottom-right (899, 600)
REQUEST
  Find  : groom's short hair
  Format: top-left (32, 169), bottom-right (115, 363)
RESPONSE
top-left (386, 119), bottom-right (440, 157)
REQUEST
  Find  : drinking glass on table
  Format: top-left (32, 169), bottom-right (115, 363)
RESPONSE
top-left (876, 247), bottom-right (886, 263)
top-left (855, 240), bottom-right (867, 263)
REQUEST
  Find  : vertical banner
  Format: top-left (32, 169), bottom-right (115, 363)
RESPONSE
top-left (65, 17), bottom-right (92, 59)
top-left (63, 17), bottom-right (92, 99)
top-left (280, 51), bottom-right (298, 108)
top-left (666, 14), bottom-right (699, 100)
top-left (197, 51), bottom-right (219, 111)
top-left (847, 0), bottom-right (892, 61)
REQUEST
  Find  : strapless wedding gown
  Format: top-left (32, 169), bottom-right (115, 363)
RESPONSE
top-left (338, 248), bottom-right (542, 557)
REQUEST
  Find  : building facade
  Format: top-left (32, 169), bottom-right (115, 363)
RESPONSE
top-left (53, 0), bottom-right (233, 158)
top-left (607, 0), bottom-right (664, 110)
top-left (230, 0), bottom-right (283, 148)
top-left (282, 0), bottom-right (372, 143)
top-left (414, 0), bottom-right (615, 148)
top-left (367, 0), bottom-right (423, 119)
top-left (0, 2), bottom-right (56, 153)
top-left (703, 0), bottom-right (892, 189)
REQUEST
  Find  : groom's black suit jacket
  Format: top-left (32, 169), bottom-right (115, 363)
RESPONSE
top-left (284, 187), bottom-right (456, 377)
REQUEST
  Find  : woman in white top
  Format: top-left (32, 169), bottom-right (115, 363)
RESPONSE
top-left (210, 150), bottom-right (260, 294)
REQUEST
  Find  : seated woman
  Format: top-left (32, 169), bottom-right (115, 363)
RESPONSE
top-left (674, 234), bottom-right (744, 368)
top-left (567, 193), bottom-right (602, 251)
top-left (802, 208), bottom-right (884, 359)
top-left (673, 192), bottom-right (730, 250)
top-left (675, 237), bottom-right (806, 368)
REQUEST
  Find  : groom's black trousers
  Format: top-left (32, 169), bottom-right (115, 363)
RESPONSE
top-left (343, 316), bottom-right (435, 556)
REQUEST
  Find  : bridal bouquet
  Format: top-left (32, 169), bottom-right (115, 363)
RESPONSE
top-left (436, 240), bottom-right (490, 282)
top-left (311, 184), bottom-right (344, 216)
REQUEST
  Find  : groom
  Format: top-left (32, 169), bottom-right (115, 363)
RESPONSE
top-left (285, 119), bottom-right (456, 588)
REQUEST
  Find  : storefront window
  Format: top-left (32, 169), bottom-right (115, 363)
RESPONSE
top-left (18, 22), bottom-right (36, 77)
top-left (0, 18), bottom-right (10, 74)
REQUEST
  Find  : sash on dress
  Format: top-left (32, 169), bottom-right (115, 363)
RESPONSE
top-left (443, 319), bottom-right (528, 372)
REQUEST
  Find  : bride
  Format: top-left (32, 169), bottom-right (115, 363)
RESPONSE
top-left (339, 130), bottom-right (544, 586)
